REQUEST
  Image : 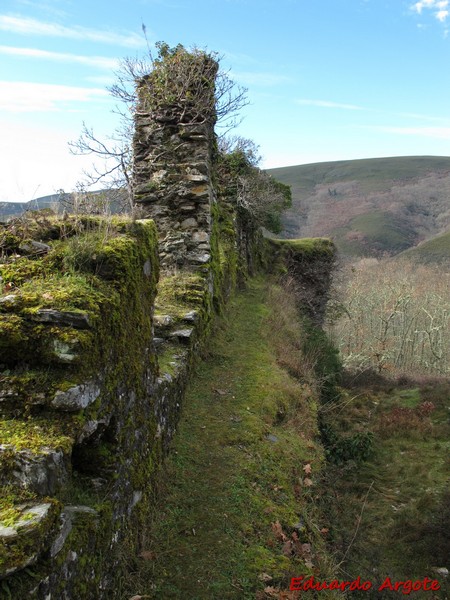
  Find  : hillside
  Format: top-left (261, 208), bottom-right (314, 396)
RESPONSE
top-left (397, 229), bottom-right (450, 265)
top-left (0, 193), bottom-right (63, 220)
top-left (0, 190), bottom-right (128, 221)
top-left (268, 156), bottom-right (450, 259)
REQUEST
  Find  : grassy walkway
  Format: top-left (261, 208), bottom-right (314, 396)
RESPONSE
top-left (123, 278), bottom-right (332, 599)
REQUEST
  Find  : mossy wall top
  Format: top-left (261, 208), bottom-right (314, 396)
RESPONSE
top-left (0, 217), bottom-right (163, 596)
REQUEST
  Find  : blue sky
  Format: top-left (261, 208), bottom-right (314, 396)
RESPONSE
top-left (1, 0), bottom-right (450, 202)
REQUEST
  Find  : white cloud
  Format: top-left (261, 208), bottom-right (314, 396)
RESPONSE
top-left (0, 81), bottom-right (109, 112)
top-left (397, 110), bottom-right (449, 122)
top-left (296, 99), bottom-right (364, 110)
top-left (413, 0), bottom-right (437, 13)
top-left (0, 119), bottom-right (98, 202)
top-left (411, 0), bottom-right (449, 22)
top-left (0, 46), bottom-right (119, 69)
top-left (373, 126), bottom-right (450, 139)
top-left (232, 71), bottom-right (292, 86)
top-left (0, 15), bottom-right (145, 48)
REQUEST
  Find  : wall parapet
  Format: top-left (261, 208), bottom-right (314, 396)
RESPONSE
top-left (0, 217), bottom-right (163, 596)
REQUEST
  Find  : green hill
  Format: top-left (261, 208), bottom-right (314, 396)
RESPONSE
top-left (0, 190), bottom-right (128, 221)
top-left (0, 193), bottom-right (63, 220)
top-left (268, 156), bottom-right (450, 259)
top-left (397, 229), bottom-right (450, 266)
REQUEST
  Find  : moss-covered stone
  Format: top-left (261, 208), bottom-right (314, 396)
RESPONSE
top-left (0, 217), bottom-right (163, 596)
top-left (0, 498), bottom-right (61, 578)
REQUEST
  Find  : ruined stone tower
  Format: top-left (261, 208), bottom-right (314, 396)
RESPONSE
top-left (132, 48), bottom-right (218, 273)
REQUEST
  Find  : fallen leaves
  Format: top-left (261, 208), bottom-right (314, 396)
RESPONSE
top-left (257, 587), bottom-right (301, 599)
top-left (271, 520), bottom-right (287, 542)
top-left (138, 550), bottom-right (156, 561)
top-left (213, 388), bottom-right (227, 396)
top-left (271, 521), bottom-right (315, 567)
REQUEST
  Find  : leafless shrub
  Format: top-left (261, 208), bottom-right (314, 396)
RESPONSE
top-left (70, 40), bottom-right (249, 211)
top-left (328, 259), bottom-right (450, 376)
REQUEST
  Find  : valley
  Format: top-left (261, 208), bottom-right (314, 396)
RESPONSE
top-left (268, 156), bottom-right (450, 262)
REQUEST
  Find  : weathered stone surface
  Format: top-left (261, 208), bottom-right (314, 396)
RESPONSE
top-left (154, 314), bottom-right (174, 328)
top-left (51, 381), bottom-right (101, 411)
top-left (18, 241), bottom-right (51, 254)
top-left (0, 502), bottom-right (60, 578)
top-left (0, 294), bottom-right (18, 308)
top-left (187, 252), bottom-right (210, 264)
top-left (0, 445), bottom-right (69, 495)
top-left (30, 309), bottom-right (91, 329)
top-left (143, 259), bottom-right (152, 277)
top-left (181, 218), bottom-right (197, 230)
top-left (76, 418), bottom-right (109, 444)
top-left (169, 329), bottom-right (194, 342)
top-left (190, 184), bottom-right (209, 198)
top-left (50, 506), bottom-right (99, 558)
top-left (182, 310), bottom-right (198, 323)
top-left (52, 339), bottom-right (79, 363)
top-left (133, 66), bottom-right (215, 273)
top-left (186, 173), bottom-right (208, 182)
top-left (192, 231), bottom-right (210, 243)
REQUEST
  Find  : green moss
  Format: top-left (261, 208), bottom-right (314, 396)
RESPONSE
top-left (157, 345), bottom-right (181, 377)
top-left (0, 418), bottom-right (74, 454)
top-left (0, 254), bottom-right (51, 288)
top-left (269, 237), bottom-right (335, 257)
top-left (156, 273), bottom-right (205, 314)
top-left (124, 279), bottom-right (335, 599)
top-left (0, 498), bottom-right (61, 576)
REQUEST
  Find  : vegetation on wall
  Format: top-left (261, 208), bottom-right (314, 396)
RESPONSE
top-left (70, 40), bottom-right (249, 208)
top-left (216, 137), bottom-right (292, 233)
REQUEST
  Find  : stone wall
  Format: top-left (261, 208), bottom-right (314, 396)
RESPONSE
top-left (268, 238), bottom-right (336, 325)
top-left (0, 48), bottom-right (336, 599)
top-left (133, 52), bottom-right (218, 274)
top-left (0, 218), bottom-right (163, 597)
top-left (0, 49), bottom-right (257, 599)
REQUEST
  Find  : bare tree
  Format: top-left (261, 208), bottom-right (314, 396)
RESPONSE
top-left (215, 139), bottom-right (292, 233)
top-left (328, 259), bottom-right (450, 376)
top-left (69, 40), bottom-right (249, 213)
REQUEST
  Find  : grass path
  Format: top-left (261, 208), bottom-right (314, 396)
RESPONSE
top-left (123, 278), bottom-right (331, 599)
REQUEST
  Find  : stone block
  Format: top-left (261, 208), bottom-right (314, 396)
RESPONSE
top-left (51, 381), bottom-right (101, 412)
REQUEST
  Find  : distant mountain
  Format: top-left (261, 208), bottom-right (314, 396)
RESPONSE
top-left (268, 156), bottom-right (450, 260)
top-left (0, 193), bottom-right (73, 220)
top-left (0, 190), bottom-right (128, 221)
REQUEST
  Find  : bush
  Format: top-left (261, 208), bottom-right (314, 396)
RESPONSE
top-left (329, 259), bottom-right (450, 377)
top-left (376, 403), bottom-right (434, 438)
top-left (320, 423), bottom-right (374, 464)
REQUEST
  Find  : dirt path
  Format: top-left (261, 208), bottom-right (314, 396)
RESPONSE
top-left (123, 278), bottom-right (330, 599)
